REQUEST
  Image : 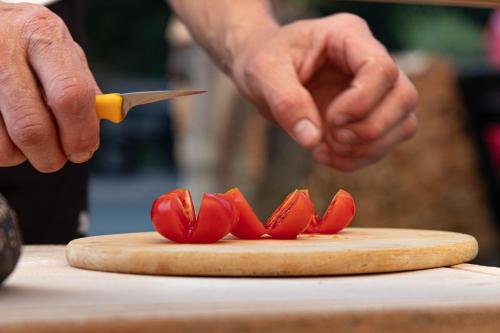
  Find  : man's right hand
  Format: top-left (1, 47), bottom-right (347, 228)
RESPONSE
top-left (0, 2), bottom-right (99, 172)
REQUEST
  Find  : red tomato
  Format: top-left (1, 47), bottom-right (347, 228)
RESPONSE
top-left (151, 189), bottom-right (239, 243)
top-left (225, 188), bottom-right (266, 239)
top-left (168, 189), bottom-right (195, 222)
top-left (305, 214), bottom-right (322, 234)
top-left (304, 189), bottom-right (356, 234)
top-left (266, 190), bottom-right (314, 239)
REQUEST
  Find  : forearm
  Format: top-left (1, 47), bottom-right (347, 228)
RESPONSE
top-left (169, 0), bottom-right (278, 74)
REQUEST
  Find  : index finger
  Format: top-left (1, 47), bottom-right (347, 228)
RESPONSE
top-left (325, 32), bottom-right (399, 127)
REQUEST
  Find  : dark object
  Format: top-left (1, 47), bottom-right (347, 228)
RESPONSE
top-left (458, 65), bottom-right (500, 230)
top-left (0, 195), bottom-right (22, 285)
top-left (0, 162), bottom-right (88, 244)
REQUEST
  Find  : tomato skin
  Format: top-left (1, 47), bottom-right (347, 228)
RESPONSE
top-left (151, 190), bottom-right (238, 243)
top-left (191, 193), bottom-right (239, 243)
top-left (225, 188), bottom-right (266, 239)
top-left (152, 188), bottom-right (355, 242)
top-left (303, 189), bottom-right (356, 234)
top-left (151, 193), bottom-right (191, 243)
top-left (318, 189), bottom-right (355, 234)
top-left (266, 190), bottom-right (314, 239)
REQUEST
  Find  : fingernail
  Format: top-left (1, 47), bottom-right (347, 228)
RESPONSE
top-left (334, 129), bottom-right (357, 144)
top-left (293, 119), bottom-right (321, 147)
top-left (69, 151), bottom-right (93, 163)
top-left (334, 114), bottom-right (351, 127)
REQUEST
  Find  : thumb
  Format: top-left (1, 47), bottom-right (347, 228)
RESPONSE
top-left (259, 62), bottom-right (323, 149)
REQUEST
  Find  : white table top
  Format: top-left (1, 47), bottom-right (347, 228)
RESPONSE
top-left (1, 246), bottom-right (500, 333)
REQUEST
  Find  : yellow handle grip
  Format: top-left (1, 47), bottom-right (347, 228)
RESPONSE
top-left (96, 94), bottom-right (123, 123)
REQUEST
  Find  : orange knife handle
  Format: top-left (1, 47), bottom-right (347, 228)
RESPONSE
top-left (96, 94), bottom-right (123, 123)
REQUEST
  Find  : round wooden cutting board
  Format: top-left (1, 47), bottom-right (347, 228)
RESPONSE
top-left (65, 228), bottom-right (478, 276)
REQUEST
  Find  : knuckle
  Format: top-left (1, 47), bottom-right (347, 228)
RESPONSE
top-left (335, 13), bottom-right (368, 29)
top-left (401, 84), bottom-right (419, 111)
top-left (377, 59), bottom-right (399, 86)
top-left (359, 122), bottom-right (384, 142)
top-left (48, 75), bottom-right (93, 114)
top-left (244, 51), bottom-right (272, 80)
top-left (349, 98), bottom-right (372, 120)
top-left (20, 7), bottom-right (67, 52)
top-left (10, 112), bottom-right (47, 148)
top-left (270, 93), bottom-right (302, 119)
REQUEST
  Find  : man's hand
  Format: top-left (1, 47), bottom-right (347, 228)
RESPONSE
top-left (231, 14), bottom-right (418, 171)
top-left (171, 0), bottom-right (418, 172)
top-left (0, 3), bottom-right (99, 172)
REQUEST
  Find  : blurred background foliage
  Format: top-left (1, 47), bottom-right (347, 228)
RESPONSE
top-left (84, 0), bottom-right (171, 75)
top-left (291, 1), bottom-right (490, 61)
top-left (83, 1), bottom-right (491, 74)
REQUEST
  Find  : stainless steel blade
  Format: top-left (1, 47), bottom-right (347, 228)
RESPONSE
top-left (121, 90), bottom-right (206, 116)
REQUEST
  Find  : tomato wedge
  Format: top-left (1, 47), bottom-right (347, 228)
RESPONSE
top-left (266, 190), bottom-right (314, 239)
top-left (225, 188), bottom-right (266, 239)
top-left (304, 189), bottom-right (355, 234)
top-left (151, 189), bottom-right (239, 243)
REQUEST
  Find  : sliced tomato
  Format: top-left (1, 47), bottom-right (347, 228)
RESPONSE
top-left (299, 189), bottom-right (310, 198)
top-left (190, 193), bottom-right (239, 243)
top-left (304, 189), bottom-right (356, 234)
top-left (304, 214), bottom-right (322, 234)
top-left (151, 189), bottom-right (238, 243)
top-left (266, 190), bottom-right (314, 239)
top-left (318, 189), bottom-right (355, 233)
top-left (151, 191), bottom-right (191, 243)
top-left (168, 189), bottom-right (195, 222)
top-left (225, 188), bottom-right (266, 239)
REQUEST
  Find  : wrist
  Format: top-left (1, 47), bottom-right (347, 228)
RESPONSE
top-left (223, 13), bottom-right (279, 76)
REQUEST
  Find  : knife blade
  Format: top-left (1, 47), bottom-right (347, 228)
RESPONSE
top-left (96, 89), bottom-right (206, 124)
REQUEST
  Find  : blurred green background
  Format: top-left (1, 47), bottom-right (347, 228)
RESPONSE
top-left (83, 0), bottom-right (490, 76)
top-left (301, 2), bottom-right (489, 61)
top-left (84, 0), bottom-right (171, 75)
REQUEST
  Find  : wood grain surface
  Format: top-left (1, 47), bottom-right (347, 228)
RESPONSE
top-left (2, 246), bottom-right (500, 333)
top-left (65, 228), bottom-right (478, 276)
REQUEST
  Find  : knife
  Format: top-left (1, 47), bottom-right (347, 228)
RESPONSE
top-left (350, 0), bottom-right (500, 7)
top-left (96, 90), bottom-right (206, 123)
